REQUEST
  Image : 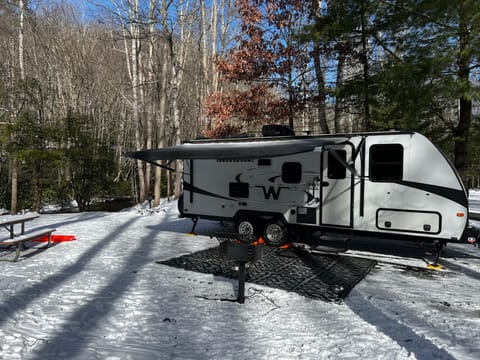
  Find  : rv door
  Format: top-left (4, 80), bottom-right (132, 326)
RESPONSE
top-left (321, 145), bottom-right (354, 227)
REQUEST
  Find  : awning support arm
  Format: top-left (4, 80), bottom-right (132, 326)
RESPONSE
top-left (326, 147), bottom-right (359, 177)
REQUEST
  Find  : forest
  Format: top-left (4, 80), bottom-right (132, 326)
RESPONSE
top-left (0, 0), bottom-right (479, 213)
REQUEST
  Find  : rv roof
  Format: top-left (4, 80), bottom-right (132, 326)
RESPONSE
top-left (126, 136), bottom-right (348, 162)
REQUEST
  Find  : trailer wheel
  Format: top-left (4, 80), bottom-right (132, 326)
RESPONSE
top-left (235, 218), bottom-right (257, 237)
top-left (263, 220), bottom-right (287, 246)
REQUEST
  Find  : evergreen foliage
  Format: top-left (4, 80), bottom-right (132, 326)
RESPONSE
top-left (0, 111), bottom-right (126, 212)
top-left (62, 113), bottom-right (119, 212)
top-left (302, 0), bottom-right (480, 180)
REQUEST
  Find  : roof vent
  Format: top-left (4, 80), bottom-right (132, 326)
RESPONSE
top-left (262, 124), bottom-right (295, 137)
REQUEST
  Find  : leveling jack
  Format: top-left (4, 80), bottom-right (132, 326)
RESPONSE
top-left (427, 240), bottom-right (447, 270)
top-left (187, 217), bottom-right (199, 235)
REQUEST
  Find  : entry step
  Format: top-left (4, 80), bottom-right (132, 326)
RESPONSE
top-left (318, 234), bottom-right (351, 243)
top-left (297, 234), bottom-right (351, 254)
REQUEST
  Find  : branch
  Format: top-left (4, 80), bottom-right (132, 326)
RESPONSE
top-left (371, 31), bottom-right (404, 63)
top-left (469, 63), bottom-right (480, 71)
top-left (429, 99), bottom-right (456, 132)
top-left (0, 107), bottom-right (13, 114)
top-left (379, 0), bottom-right (458, 31)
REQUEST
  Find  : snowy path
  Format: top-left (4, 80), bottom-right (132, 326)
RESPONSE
top-left (0, 199), bottom-right (479, 359)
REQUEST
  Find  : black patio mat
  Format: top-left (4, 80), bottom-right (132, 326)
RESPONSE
top-left (157, 246), bottom-right (377, 302)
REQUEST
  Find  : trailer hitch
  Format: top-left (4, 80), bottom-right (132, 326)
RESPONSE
top-left (465, 223), bottom-right (479, 248)
top-left (467, 237), bottom-right (478, 247)
top-left (427, 225), bottom-right (479, 269)
top-left (467, 235), bottom-right (478, 248)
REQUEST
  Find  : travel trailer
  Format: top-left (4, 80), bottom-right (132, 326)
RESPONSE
top-left (127, 128), bottom-right (470, 253)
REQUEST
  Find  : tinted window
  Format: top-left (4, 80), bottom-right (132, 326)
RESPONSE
top-left (282, 162), bottom-right (302, 183)
top-left (328, 150), bottom-right (347, 179)
top-left (370, 144), bottom-right (403, 181)
top-left (229, 182), bottom-right (249, 198)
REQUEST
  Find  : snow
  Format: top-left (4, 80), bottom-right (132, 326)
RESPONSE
top-left (470, 189), bottom-right (480, 215)
top-left (0, 194), bottom-right (479, 360)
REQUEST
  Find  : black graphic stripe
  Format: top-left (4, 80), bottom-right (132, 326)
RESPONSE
top-left (183, 181), bottom-right (235, 202)
top-left (396, 181), bottom-right (468, 208)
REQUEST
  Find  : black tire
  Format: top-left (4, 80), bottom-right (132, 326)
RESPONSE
top-left (263, 220), bottom-right (288, 246)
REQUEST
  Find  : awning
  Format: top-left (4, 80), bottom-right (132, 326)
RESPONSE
top-left (126, 137), bottom-right (348, 162)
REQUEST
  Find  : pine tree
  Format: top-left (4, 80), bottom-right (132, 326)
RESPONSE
top-left (304, 0), bottom-right (480, 179)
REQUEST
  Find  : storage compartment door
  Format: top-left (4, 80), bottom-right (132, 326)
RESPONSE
top-left (376, 209), bottom-right (441, 234)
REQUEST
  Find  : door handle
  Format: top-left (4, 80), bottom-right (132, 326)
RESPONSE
top-left (321, 181), bottom-right (330, 187)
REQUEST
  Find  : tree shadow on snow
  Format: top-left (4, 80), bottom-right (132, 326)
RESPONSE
top-left (146, 215), bottom-right (233, 236)
top-left (435, 258), bottom-right (480, 281)
top-left (26, 225), bottom-right (245, 359)
top-left (346, 290), bottom-right (457, 360)
top-left (0, 242), bottom-right (61, 262)
top-left (32, 211), bottom-right (110, 232)
top-left (0, 216), bottom-right (142, 329)
top-left (26, 221), bottom-right (160, 359)
top-left (7, 211), bottom-right (238, 359)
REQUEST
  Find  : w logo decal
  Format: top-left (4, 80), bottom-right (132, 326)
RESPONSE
top-left (256, 186), bottom-right (289, 200)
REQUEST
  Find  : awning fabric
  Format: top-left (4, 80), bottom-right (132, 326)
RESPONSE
top-left (126, 137), bottom-right (347, 162)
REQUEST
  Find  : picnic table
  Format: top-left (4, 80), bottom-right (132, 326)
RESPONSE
top-left (1, 213), bottom-right (39, 238)
top-left (0, 214), bottom-right (55, 262)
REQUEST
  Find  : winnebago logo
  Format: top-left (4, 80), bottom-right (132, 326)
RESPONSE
top-left (255, 185), bottom-right (289, 200)
top-left (234, 173), bottom-right (289, 200)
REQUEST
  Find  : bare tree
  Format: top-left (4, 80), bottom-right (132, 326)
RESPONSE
top-left (9, 0), bottom-right (26, 214)
top-left (0, 0), bottom-right (243, 208)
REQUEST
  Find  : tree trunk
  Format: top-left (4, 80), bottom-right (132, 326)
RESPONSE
top-left (143, 0), bottom-right (158, 198)
top-left (200, 0), bottom-right (209, 131)
top-left (360, 1), bottom-right (371, 131)
top-left (156, 53), bottom-right (168, 200)
top-left (152, 1), bottom-right (171, 207)
top-left (168, 34), bottom-right (183, 198)
top-left (167, 0), bottom-right (191, 199)
top-left (454, 97), bottom-right (471, 184)
top-left (32, 174), bottom-right (42, 212)
top-left (288, 69), bottom-right (294, 130)
top-left (11, 0), bottom-right (25, 214)
top-left (454, 4), bottom-right (472, 185)
top-left (334, 51), bottom-right (345, 133)
top-left (19, 0), bottom-right (25, 81)
top-left (313, 43), bottom-right (329, 134)
top-left (130, 0), bottom-right (146, 203)
top-left (10, 158), bottom-right (18, 214)
top-left (211, 0), bottom-right (219, 93)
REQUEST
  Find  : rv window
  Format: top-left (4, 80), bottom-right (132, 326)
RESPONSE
top-left (370, 144), bottom-right (404, 181)
top-left (258, 159), bottom-right (271, 166)
top-left (282, 162), bottom-right (302, 183)
top-left (229, 182), bottom-right (249, 198)
top-left (328, 150), bottom-right (347, 179)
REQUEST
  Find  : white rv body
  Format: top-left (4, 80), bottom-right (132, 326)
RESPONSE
top-left (176, 132), bottom-right (468, 244)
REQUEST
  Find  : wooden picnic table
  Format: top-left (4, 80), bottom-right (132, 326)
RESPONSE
top-left (0, 213), bottom-right (39, 239)
top-left (0, 214), bottom-right (55, 262)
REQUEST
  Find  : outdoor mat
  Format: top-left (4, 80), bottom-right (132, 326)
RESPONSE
top-left (157, 246), bottom-right (377, 302)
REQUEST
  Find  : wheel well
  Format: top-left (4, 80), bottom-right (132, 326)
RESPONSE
top-left (234, 210), bottom-right (286, 224)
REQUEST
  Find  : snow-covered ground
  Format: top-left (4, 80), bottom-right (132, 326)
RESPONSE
top-left (0, 193), bottom-right (479, 359)
top-left (470, 189), bottom-right (480, 218)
